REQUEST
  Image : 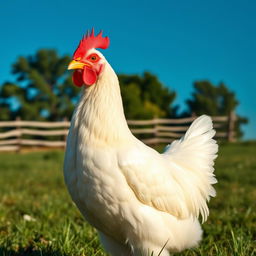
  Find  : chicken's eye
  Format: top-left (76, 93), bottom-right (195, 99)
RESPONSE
top-left (88, 54), bottom-right (99, 62)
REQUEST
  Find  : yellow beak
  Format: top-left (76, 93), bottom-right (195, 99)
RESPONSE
top-left (67, 60), bottom-right (92, 70)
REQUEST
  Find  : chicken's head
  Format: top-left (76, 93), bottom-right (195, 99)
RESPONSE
top-left (68, 29), bottom-right (110, 87)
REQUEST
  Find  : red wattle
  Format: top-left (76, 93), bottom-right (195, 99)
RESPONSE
top-left (83, 67), bottom-right (97, 86)
top-left (72, 70), bottom-right (84, 87)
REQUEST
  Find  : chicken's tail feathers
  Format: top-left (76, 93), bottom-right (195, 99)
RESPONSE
top-left (163, 115), bottom-right (218, 222)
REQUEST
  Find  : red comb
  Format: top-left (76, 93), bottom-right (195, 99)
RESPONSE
top-left (73, 29), bottom-right (110, 59)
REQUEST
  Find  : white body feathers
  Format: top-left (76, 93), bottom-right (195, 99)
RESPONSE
top-left (64, 54), bottom-right (218, 256)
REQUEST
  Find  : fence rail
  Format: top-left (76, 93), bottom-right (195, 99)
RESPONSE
top-left (0, 112), bottom-right (236, 151)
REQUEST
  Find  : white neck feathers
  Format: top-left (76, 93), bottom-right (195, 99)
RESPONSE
top-left (72, 62), bottom-right (132, 145)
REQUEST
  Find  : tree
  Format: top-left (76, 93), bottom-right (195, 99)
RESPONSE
top-left (118, 72), bottom-right (177, 119)
top-left (0, 52), bottom-right (177, 122)
top-left (185, 80), bottom-right (248, 138)
top-left (0, 49), bottom-right (80, 121)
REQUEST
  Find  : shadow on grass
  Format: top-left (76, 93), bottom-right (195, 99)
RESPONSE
top-left (0, 247), bottom-right (66, 256)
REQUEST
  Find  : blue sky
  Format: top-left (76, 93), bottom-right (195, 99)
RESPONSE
top-left (0, 0), bottom-right (255, 139)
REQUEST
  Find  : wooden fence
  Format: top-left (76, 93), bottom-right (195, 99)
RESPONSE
top-left (0, 112), bottom-right (236, 152)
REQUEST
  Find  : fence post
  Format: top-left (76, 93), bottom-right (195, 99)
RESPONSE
top-left (191, 112), bottom-right (197, 118)
top-left (153, 116), bottom-right (158, 145)
top-left (16, 116), bottom-right (21, 152)
top-left (227, 110), bottom-right (236, 142)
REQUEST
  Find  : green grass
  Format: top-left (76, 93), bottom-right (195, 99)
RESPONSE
top-left (0, 142), bottom-right (256, 256)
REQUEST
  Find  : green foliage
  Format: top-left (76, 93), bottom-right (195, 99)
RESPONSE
top-left (0, 142), bottom-right (256, 256)
top-left (119, 72), bottom-right (176, 119)
top-left (0, 52), bottom-right (177, 122)
top-left (186, 81), bottom-right (237, 116)
top-left (185, 81), bottom-right (248, 138)
top-left (0, 50), bottom-right (80, 121)
top-left (0, 50), bottom-right (248, 140)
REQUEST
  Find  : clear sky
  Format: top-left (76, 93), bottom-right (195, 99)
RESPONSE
top-left (0, 0), bottom-right (255, 139)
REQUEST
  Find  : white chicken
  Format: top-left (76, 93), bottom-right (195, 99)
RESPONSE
top-left (64, 29), bottom-right (218, 256)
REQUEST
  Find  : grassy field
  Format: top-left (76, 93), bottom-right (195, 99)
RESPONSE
top-left (0, 142), bottom-right (256, 256)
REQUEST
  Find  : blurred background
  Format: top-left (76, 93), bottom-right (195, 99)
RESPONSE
top-left (0, 0), bottom-right (255, 140)
top-left (0, 1), bottom-right (255, 256)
